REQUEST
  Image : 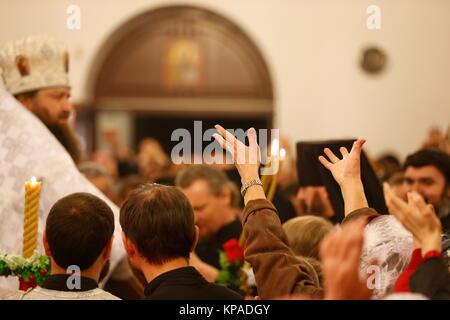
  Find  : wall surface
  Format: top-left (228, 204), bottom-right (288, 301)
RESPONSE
top-left (1, 0), bottom-right (449, 160)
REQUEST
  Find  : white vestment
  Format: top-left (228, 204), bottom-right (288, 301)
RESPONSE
top-left (2, 287), bottom-right (120, 300)
top-left (0, 87), bottom-right (125, 289)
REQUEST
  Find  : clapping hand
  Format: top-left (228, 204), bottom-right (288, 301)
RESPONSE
top-left (384, 183), bottom-right (442, 254)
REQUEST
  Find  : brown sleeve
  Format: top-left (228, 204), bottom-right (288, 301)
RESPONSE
top-left (341, 207), bottom-right (381, 225)
top-left (242, 199), bottom-right (324, 299)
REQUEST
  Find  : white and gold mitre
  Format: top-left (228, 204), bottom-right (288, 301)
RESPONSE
top-left (0, 35), bottom-right (70, 95)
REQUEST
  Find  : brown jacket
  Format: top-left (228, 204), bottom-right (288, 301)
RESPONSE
top-left (242, 199), bottom-right (380, 299)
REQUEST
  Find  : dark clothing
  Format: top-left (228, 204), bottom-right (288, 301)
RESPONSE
top-left (296, 140), bottom-right (387, 223)
top-left (225, 167), bottom-right (296, 223)
top-left (143, 266), bottom-right (243, 300)
top-left (410, 257), bottom-right (450, 300)
top-left (271, 186), bottom-right (297, 223)
top-left (394, 248), bottom-right (450, 300)
top-left (41, 274), bottom-right (98, 292)
top-left (195, 218), bottom-right (242, 269)
top-left (441, 214), bottom-right (450, 235)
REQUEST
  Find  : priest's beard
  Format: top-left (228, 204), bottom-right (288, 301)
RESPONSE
top-left (47, 123), bottom-right (83, 165)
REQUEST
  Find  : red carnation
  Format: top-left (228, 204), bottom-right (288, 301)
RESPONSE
top-left (223, 238), bottom-right (244, 263)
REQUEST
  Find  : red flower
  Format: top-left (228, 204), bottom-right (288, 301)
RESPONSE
top-left (223, 238), bottom-right (244, 263)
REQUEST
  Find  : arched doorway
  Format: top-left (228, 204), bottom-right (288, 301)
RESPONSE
top-left (86, 5), bottom-right (274, 153)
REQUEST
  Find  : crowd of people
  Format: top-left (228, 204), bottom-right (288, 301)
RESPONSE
top-left (0, 35), bottom-right (449, 300)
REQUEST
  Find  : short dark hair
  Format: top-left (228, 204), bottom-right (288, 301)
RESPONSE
top-left (120, 184), bottom-right (196, 264)
top-left (46, 192), bottom-right (115, 270)
top-left (404, 149), bottom-right (450, 182)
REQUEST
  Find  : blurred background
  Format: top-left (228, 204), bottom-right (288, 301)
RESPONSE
top-left (1, 0), bottom-right (449, 161)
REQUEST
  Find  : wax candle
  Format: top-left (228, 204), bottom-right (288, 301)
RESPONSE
top-left (261, 139), bottom-right (279, 194)
top-left (267, 148), bottom-right (286, 202)
top-left (22, 177), bottom-right (41, 259)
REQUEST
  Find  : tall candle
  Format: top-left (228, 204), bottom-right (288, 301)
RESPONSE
top-left (267, 148), bottom-right (286, 202)
top-left (261, 139), bottom-right (279, 194)
top-left (22, 177), bottom-right (41, 259)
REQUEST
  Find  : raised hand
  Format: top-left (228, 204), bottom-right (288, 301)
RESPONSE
top-left (384, 183), bottom-right (442, 254)
top-left (318, 139), bottom-right (366, 186)
top-left (318, 139), bottom-right (368, 216)
top-left (212, 125), bottom-right (261, 183)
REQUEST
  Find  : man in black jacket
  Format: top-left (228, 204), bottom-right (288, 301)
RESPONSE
top-left (119, 183), bottom-right (242, 300)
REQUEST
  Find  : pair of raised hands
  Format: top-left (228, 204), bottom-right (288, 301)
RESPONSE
top-left (213, 125), bottom-right (442, 249)
top-left (212, 124), bottom-right (366, 186)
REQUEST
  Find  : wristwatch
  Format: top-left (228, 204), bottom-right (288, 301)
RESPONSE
top-left (240, 178), bottom-right (263, 196)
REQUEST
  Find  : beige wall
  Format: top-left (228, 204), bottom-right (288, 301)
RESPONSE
top-left (1, 0), bottom-right (449, 159)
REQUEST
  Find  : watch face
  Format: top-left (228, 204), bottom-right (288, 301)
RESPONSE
top-left (360, 46), bottom-right (387, 74)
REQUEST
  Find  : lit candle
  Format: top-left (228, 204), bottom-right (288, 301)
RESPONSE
top-left (267, 148), bottom-right (286, 202)
top-left (22, 177), bottom-right (41, 259)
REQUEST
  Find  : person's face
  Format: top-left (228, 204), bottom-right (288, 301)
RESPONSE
top-left (296, 186), bottom-right (335, 218)
top-left (404, 165), bottom-right (449, 210)
top-left (22, 87), bottom-right (72, 126)
top-left (181, 179), bottom-right (229, 240)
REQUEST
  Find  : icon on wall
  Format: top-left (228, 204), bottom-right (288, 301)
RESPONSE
top-left (163, 39), bottom-right (202, 88)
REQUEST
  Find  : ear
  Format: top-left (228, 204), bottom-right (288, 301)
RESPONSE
top-left (190, 225), bottom-right (199, 253)
top-left (122, 232), bottom-right (139, 262)
top-left (43, 231), bottom-right (51, 256)
top-left (121, 232), bottom-right (133, 256)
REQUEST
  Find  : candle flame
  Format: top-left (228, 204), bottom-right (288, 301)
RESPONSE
top-left (280, 148), bottom-right (286, 158)
top-left (30, 176), bottom-right (38, 186)
top-left (271, 139), bottom-right (279, 156)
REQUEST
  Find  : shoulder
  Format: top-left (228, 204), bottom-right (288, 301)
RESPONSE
top-left (0, 288), bottom-right (22, 300)
top-left (204, 283), bottom-right (243, 300)
top-left (8, 287), bottom-right (120, 300)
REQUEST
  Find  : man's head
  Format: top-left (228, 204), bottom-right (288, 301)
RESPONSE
top-left (15, 87), bottom-right (72, 126)
top-left (175, 165), bottom-right (238, 240)
top-left (0, 35), bottom-right (71, 125)
top-left (44, 193), bottom-right (114, 272)
top-left (120, 184), bottom-right (198, 268)
top-left (403, 149), bottom-right (450, 215)
top-left (0, 35), bottom-right (81, 163)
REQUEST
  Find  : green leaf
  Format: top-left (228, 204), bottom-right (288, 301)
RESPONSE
top-left (216, 270), bottom-right (231, 284)
top-left (218, 250), bottom-right (230, 269)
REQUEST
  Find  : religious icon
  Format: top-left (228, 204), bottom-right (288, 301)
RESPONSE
top-left (163, 39), bottom-right (202, 88)
top-left (15, 55), bottom-right (30, 76)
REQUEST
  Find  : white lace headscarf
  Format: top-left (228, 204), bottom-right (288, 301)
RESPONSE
top-left (360, 215), bottom-right (414, 299)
